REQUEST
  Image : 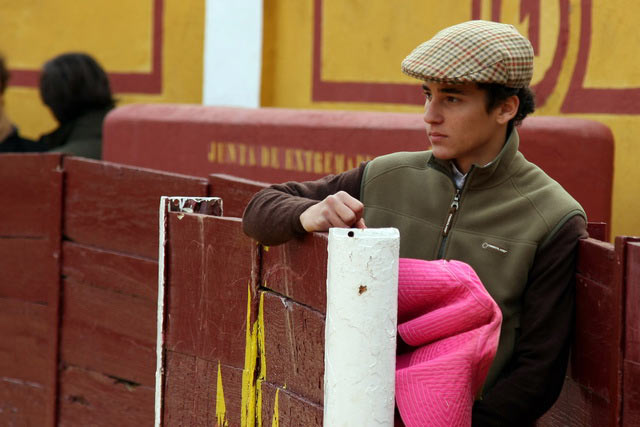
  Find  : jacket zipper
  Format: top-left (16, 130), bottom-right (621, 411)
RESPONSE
top-left (437, 188), bottom-right (461, 259)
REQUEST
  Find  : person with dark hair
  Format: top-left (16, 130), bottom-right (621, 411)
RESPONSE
top-left (37, 52), bottom-right (115, 159)
top-left (242, 21), bottom-right (587, 425)
top-left (0, 54), bottom-right (37, 153)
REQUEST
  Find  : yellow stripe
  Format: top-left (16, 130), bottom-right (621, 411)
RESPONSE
top-left (271, 388), bottom-right (280, 427)
top-left (216, 361), bottom-right (228, 426)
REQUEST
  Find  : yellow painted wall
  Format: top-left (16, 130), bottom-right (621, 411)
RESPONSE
top-left (2, 0), bottom-right (205, 139)
top-left (261, 0), bottom-right (640, 238)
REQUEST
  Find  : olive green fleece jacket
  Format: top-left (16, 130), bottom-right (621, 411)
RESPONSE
top-left (360, 129), bottom-right (586, 391)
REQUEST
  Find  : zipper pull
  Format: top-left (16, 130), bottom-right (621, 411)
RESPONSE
top-left (442, 190), bottom-right (461, 237)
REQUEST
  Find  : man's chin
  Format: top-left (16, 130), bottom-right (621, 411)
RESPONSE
top-left (430, 148), bottom-right (454, 161)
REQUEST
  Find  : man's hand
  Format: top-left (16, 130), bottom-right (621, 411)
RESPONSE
top-left (300, 191), bottom-right (366, 232)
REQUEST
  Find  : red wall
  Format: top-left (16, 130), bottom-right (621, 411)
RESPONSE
top-left (103, 105), bottom-right (614, 227)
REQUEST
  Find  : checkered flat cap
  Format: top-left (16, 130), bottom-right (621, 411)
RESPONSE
top-left (401, 20), bottom-right (534, 88)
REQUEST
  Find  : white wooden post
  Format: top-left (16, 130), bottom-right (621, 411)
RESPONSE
top-left (324, 228), bottom-right (400, 426)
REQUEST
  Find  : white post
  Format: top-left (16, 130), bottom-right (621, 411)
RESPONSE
top-left (324, 228), bottom-right (400, 426)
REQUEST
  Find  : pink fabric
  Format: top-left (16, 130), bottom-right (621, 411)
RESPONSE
top-left (395, 258), bottom-right (502, 427)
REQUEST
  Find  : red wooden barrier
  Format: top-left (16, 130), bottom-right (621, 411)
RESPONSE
top-left (0, 153), bottom-right (62, 427)
top-left (103, 105), bottom-right (614, 228)
top-left (623, 241), bottom-right (640, 426)
top-left (0, 153), bottom-right (631, 426)
top-left (57, 158), bottom-right (210, 426)
top-left (538, 236), bottom-right (640, 427)
top-left (159, 207), bottom-right (326, 426)
top-left (161, 213), bottom-right (255, 425)
top-left (209, 173), bottom-right (268, 218)
top-left (64, 157), bottom-right (210, 259)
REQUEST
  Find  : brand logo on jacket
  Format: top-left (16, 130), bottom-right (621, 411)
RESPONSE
top-left (482, 242), bottom-right (508, 254)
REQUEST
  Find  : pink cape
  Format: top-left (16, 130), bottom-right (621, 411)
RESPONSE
top-left (395, 258), bottom-right (502, 427)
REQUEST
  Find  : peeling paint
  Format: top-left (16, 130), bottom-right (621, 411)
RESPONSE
top-left (271, 388), bottom-right (279, 427)
top-left (216, 362), bottom-right (228, 426)
top-left (217, 286), bottom-right (271, 427)
top-left (256, 292), bottom-right (267, 426)
top-left (240, 285), bottom-right (258, 427)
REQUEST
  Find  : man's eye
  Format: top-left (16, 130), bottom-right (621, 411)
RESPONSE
top-left (447, 96), bottom-right (459, 103)
top-left (423, 92), bottom-right (432, 100)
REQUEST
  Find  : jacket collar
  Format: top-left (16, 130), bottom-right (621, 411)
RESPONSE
top-left (427, 128), bottom-right (521, 189)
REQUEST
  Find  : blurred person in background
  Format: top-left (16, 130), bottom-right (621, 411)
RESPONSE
top-left (37, 52), bottom-right (115, 159)
top-left (0, 54), bottom-right (37, 152)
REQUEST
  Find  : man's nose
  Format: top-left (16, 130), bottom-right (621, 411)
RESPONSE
top-left (423, 100), bottom-right (443, 124)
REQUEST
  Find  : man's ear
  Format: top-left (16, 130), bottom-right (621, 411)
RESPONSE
top-left (495, 95), bottom-right (519, 125)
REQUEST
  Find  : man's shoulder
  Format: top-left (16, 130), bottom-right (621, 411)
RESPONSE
top-left (363, 151), bottom-right (433, 182)
top-left (511, 155), bottom-right (587, 223)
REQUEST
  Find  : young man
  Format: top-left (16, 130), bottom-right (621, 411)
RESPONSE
top-left (243, 20), bottom-right (587, 425)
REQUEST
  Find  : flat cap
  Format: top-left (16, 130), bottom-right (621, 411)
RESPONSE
top-left (401, 20), bottom-right (534, 88)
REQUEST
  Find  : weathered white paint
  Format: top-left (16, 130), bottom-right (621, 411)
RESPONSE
top-left (203, 0), bottom-right (263, 107)
top-left (324, 228), bottom-right (400, 426)
top-left (154, 197), bottom-right (169, 427)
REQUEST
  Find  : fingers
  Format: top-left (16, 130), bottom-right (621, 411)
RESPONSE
top-left (355, 218), bottom-right (367, 229)
top-left (300, 191), bottom-right (365, 232)
top-left (326, 192), bottom-right (363, 226)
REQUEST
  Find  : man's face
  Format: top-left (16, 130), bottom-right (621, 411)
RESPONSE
top-left (422, 81), bottom-right (508, 173)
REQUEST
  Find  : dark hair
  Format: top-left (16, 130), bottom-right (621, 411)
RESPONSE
top-left (39, 53), bottom-right (115, 123)
top-left (0, 54), bottom-right (9, 95)
top-left (477, 83), bottom-right (536, 133)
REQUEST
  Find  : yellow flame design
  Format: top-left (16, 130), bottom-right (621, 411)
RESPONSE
top-left (216, 362), bottom-right (228, 426)
top-left (216, 285), bottom-right (277, 426)
top-left (271, 389), bottom-right (280, 427)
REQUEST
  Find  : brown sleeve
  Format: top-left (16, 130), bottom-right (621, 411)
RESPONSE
top-left (241, 163), bottom-right (366, 245)
top-left (472, 215), bottom-right (588, 426)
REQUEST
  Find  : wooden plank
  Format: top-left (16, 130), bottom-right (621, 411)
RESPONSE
top-left (62, 241), bottom-right (158, 301)
top-left (0, 153), bottom-right (62, 237)
top-left (540, 238), bottom-right (622, 427)
top-left (623, 241), bottom-right (640, 426)
top-left (261, 291), bottom-right (325, 405)
top-left (538, 378), bottom-right (609, 426)
top-left (60, 279), bottom-right (157, 386)
top-left (63, 156), bottom-right (209, 259)
top-left (572, 273), bottom-right (619, 397)
top-left (0, 298), bottom-right (51, 387)
top-left (164, 215), bottom-right (257, 366)
top-left (0, 153), bottom-right (63, 427)
top-left (623, 360), bottom-right (640, 427)
top-left (260, 382), bottom-right (323, 427)
top-left (586, 222), bottom-right (608, 242)
top-left (0, 379), bottom-right (48, 427)
top-left (261, 232), bottom-right (328, 312)
top-left (57, 366), bottom-right (154, 427)
top-left (209, 173), bottom-right (269, 218)
top-left (577, 238), bottom-right (615, 285)
top-left (0, 239), bottom-right (56, 304)
top-left (162, 351), bottom-right (244, 426)
top-left (624, 242), bottom-right (640, 363)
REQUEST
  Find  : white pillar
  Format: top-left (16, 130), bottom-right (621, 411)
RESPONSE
top-left (324, 228), bottom-right (400, 426)
top-left (203, 0), bottom-right (263, 107)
